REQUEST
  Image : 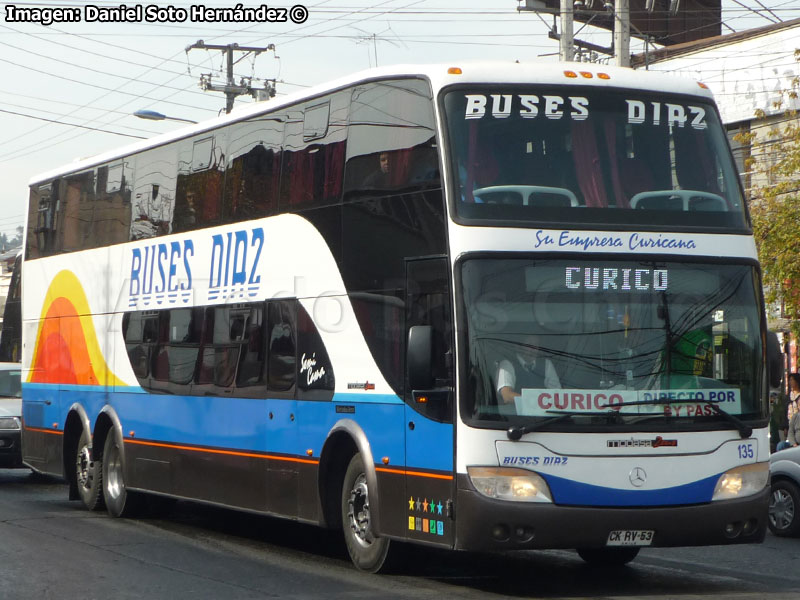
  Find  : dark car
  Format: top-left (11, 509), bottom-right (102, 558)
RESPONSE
top-left (0, 362), bottom-right (22, 468)
top-left (768, 445), bottom-right (800, 536)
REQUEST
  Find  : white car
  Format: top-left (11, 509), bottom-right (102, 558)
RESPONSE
top-left (0, 362), bottom-right (22, 468)
top-left (768, 445), bottom-right (800, 536)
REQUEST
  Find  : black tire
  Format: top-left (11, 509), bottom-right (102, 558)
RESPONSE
top-left (577, 546), bottom-right (640, 566)
top-left (768, 479), bottom-right (800, 537)
top-left (102, 429), bottom-right (142, 518)
top-left (341, 453), bottom-right (391, 572)
top-left (75, 429), bottom-right (104, 511)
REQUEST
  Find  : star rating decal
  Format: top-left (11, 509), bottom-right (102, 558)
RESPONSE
top-left (407, 495), bottom-right (449, 536)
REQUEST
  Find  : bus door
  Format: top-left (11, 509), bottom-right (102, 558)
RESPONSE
top-left (404, 257), bottom-right (455, 546)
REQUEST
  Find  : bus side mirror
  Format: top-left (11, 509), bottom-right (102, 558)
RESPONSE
top-left (766, 331), bottom-right (783, 389)
top-left (407, 325), bottom-right (433, 390)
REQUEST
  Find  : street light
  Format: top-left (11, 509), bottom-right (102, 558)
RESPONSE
top-left (133, 109), bottom-right (197, 124)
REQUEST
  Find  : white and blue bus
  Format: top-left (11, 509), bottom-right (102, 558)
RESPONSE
top-left (21, 62), bottom-right (782, 571)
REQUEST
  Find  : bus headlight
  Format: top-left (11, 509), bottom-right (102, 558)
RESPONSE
top-left (711, 463), bottom-right (768, 501)
top-left (0, 417), bottom-right (20, 430)
top-left (467, 467), bottom-right (553, 502)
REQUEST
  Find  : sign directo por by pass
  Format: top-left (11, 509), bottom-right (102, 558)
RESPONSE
top-left (515, 388), bottom-right (742, 417)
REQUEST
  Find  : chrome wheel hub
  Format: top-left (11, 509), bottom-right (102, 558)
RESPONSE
top-left (347, 474), bottom-right (374, 548)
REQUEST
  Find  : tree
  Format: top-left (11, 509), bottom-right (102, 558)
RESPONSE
top-left (738, 50), bottom-right (800, 335)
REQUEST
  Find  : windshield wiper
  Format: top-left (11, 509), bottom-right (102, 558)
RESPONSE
top-left (597, 398), bottom-right (753, 439)
top-left (506, 410), bottom-right (620, 441)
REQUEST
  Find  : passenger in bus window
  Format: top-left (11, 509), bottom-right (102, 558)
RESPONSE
top-left (363, 152), bottom-right (391, 189)
top-left (496, 334), bottom-right (561, 404)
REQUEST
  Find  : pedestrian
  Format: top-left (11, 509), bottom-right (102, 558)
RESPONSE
top-left (776, 373), bottom-right (800, 451)
top-left (770, 390), bottom-right (788, 453)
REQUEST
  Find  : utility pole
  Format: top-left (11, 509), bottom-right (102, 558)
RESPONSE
top-left (186, 41), bottom-right (276, 113)
top-left (560, 0), bottom-right (575, 62)
top-left (614, 0), bottom-right (631, 67)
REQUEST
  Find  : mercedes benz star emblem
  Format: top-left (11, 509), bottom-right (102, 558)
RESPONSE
top-left (629, 467), bottom-right (647, 487)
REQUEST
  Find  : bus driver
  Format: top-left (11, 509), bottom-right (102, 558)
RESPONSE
top-left (496, 334), bottom-right (561, 404)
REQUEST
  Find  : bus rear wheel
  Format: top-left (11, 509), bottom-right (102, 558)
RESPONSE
top-left (341, 453), bottom-right (391, 572)
top-left (576, 546), bottom-right (640, 566)
top-left (102, 430), bottom-right (142, 518)
top-left (75, 429), bottom-right (104, 511)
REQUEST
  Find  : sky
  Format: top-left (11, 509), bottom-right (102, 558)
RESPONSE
top-left (0, 0), bottom-right (797, 244)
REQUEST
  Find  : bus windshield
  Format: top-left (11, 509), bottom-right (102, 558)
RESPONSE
top-left (461, 258), bottom-right (765, 429)
top-left (443, 86), bottom-right (748, 230)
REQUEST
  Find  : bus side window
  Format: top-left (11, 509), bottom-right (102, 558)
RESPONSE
top-left (236, 305), bottom-right (266, 388)
top-left (267, 300), bottom-right (296, 394)
top-left (406, 257), bottom-right (453, 423)
top-left (29, 182), bottom-right (58, 258)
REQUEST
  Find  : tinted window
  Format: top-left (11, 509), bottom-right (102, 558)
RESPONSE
top-left (61, 170), bottom-right (96, 252)
top-left (174, 133), bottom-right (226, 233)
top-left (123, 310), bottom-right (160, 380)
top-left (91, 160), bottom-right (133, 247)
top-left (131, 145), bottom-right (178, 240)
top-left (26, 183), bottom-right (56, 259)
top-left (444, 86), bottom-right (747, 230)
top-left (279, 92), bottom-right (349, 211)
top-left (224, 115), bottom-right (285, 222)
top-left (152, 308), bottom-right (203, 386)
top-left (345, 79), bottom-right (439, 199)
top-left (407, 257), bottom-right (453, 422)
top-left (461, 258), bottom-right (764, 427)
top-left (268, 300), bottom-right (296, 392)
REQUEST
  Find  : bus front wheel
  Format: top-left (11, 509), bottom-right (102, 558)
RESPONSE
top-left (576, 546), bottom-right (640, 566)
top-left (341, 453), bottom-right (391, 572)
top-left (75, 429), bottom-right (104, 511)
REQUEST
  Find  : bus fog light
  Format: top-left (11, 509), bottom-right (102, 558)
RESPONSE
top-left (467, 467), bottom-right (553, 503)
top-left (712, 463), bottom-right (768, 501)
top-left (724, 521), bottom-right (742, 538)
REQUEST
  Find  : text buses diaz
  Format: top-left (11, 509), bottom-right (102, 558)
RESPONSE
top-left (21, 62), bottom-right (781, 572)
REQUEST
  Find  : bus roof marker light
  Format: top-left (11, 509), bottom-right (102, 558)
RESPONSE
top-left (698, 82), bottom-right (709, 89)
top-left (448, 67), bottom-right (462, 75)
top-left (598, 73), bottom-right (611, 80)
top-left (580, 72), bottom-right (593, 79)
top-left (129, 431), bottom-right (135, 438)
top-left (382, 457), bottom-right (390, 465)
top-left (564, 70), bottom-right (578, 78)
top-left (306, 449), bottom-right (313, 456)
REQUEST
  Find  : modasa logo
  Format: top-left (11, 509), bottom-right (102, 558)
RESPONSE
top-left (607, 436), bottom-right (678, 449)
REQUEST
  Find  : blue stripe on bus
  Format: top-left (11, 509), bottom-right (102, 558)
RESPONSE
top-left (21, 385), bottom-right (453, 472)
top-left (543, 472), bottom-right (720, 506)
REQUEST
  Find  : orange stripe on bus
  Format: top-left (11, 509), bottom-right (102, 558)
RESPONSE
top-left (125, 438), bottom-right (318, 465)
top-left (24, 426), bottom-right (64, 436)
top-left (375, 467), bottom-right (453, 480)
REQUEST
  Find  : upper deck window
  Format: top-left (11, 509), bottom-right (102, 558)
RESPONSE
top-left (443, 86), bottom-right (748, 231)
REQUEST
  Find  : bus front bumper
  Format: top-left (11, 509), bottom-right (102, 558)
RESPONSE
top-left (454, 485), bottom-right (769, 552)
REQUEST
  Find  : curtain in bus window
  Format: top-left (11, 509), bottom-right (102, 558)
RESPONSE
top-left (571, 120), bottom-right (606, 208)
top-left (279, 94), bottom-right (348, 211)
top-left (344, 79), bottom-right (438, 199)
